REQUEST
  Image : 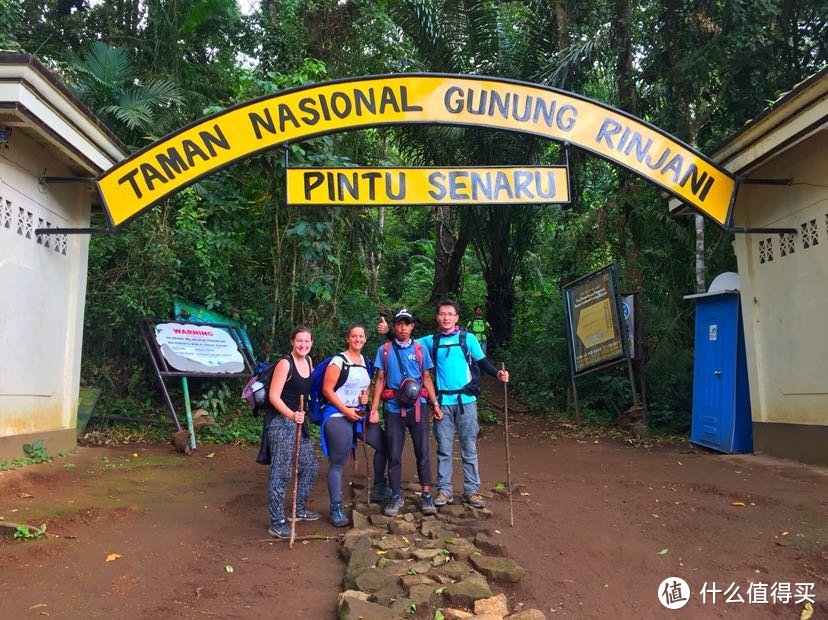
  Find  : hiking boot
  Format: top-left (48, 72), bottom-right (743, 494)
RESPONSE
top-left (420, 492), bottom-right (437, 515)
top-left (370, 480), bottom-right (392, 503)
top-left (384, 493), bottom-right (404, 517)
top-left (433, 491), bottom-right (453, 506)
top-left (463, 492), bottom-right (486, 509)
top-left (329, 502), bottom-right (349, 528)
top-left (267, 521), bottom-right (291, 540)
top-left (291, 508), bottom-right (320, 522)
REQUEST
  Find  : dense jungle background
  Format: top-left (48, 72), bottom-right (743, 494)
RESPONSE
top-left (3, 0), bottom-right (826, 437)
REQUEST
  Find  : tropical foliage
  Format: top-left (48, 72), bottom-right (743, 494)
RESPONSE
top-left (6, 0), bottom-right (826, 434)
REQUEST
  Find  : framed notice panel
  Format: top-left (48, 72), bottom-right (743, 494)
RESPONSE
top-left (563, 264), bottom-right (628, 375)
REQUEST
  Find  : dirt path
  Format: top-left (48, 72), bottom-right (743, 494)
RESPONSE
top-left (0, 414), bottom-right (825, 619)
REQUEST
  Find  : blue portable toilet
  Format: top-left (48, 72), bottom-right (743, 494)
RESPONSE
top-left (685, 273), bottom-right (753, 453)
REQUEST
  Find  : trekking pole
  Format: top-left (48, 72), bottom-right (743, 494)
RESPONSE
top-left (358, 391), bottom-right (373, 503)
top-left (289, 395), bottom-right (303, 549)
top-left (502, 363), bottom-right (514, 528)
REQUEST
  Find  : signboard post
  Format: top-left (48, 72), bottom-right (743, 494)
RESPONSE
top-left (563, 264), bottom-right (639, 424)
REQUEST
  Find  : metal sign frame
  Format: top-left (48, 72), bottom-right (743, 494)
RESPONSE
top-left (95, 74), bottom-right (737, 228)
top-left (563, 264), bottom-right (641, 424)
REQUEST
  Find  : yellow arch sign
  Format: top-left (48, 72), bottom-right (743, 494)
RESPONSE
top-left (97, 74), bottom-right (736, 227)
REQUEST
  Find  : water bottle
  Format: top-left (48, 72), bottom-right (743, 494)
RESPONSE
top-left (252, 381), bottom-right (266, 407)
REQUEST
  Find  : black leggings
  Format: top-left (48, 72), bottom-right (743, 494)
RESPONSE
top-left (324, 416), bottom-right (387, 503)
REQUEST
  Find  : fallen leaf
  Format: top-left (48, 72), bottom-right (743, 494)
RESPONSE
top-left (781, 531), bottom-right (789, 536)
top-left (28, 604), bottom-right (47, 610)
top-left (225, 565), bottom-right (233, 573)
top-left (376, 550), bottom-right (387, 555)
top-left (105, 553), bottom-right (121, 562)
top-left (731, 501), bottom-right (746, 507)
top-left (800, 601), bottom-right (813, 620)
top-left (658, 548), bottom-right (669, 555)
top-left (132, 453), bottom-right (138, 457)
top-left (18, 492), bottom-right (33, 498)
top-left (206, 453), bottom-right (216, 459)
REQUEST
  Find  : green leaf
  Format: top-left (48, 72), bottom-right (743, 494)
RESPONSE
top-left (658, 548), bottom-right (668, 555)
top-left (206, 452), bottom-right (216, 459)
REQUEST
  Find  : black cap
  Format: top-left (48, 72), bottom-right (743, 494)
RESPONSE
top-left (393, 308), bottom-right (414, 323)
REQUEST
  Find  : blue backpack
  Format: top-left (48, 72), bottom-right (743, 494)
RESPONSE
top-left (308, 354), bottom-right (374, 424)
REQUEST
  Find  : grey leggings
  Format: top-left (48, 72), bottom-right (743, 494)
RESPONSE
top-left (324, 416), bottom-right (387, 503)
top-left (267, 414), bottom-right (319, 526)
top-left (324, 416), bottom-right (354, 503)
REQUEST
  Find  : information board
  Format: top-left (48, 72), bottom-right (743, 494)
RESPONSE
top-left (154, 323), bottom-right (245, 374)
top-left (563, 264), bottom-right (627, 374)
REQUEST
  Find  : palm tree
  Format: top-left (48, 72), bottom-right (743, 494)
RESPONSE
top-left (70, 42), bottom-right (183, 148)
top-left (389, 0), bottom-right (560, 344)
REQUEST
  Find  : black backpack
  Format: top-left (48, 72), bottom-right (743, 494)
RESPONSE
top-left (431, 328), bottom-right (481, 405)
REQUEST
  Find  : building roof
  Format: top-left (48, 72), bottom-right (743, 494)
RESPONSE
top-left (0, 52), bottom-right (128, 176)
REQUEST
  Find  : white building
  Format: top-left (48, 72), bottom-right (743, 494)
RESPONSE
top-left (0, 53), bottom-right (127, 460)
top-left (677, 68), bottom-right (828, 465)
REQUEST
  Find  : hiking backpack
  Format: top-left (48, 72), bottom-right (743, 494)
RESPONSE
top-left (308, 354), bottom-right (374, 424)
top-left (241, 361), bottom-right (277, 416)
top-left (431, 328), bottom-right (481, 403)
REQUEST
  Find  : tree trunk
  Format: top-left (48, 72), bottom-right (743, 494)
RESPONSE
top-left (484, 266), bottom-right (514, 348)
top-left (695, 214), bottom-right (705, 292)
top-left (613, 0), bottom-right (642, 289)
top-left (555, 1), bottom-right (570, 51)
top-left (431, 205), bottom-right (468, 302)
top-left (366, 206), bottom-right (383, 299)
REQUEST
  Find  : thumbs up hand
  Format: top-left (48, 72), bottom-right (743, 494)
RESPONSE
top-left (377, 315), bottom-right (389, 335)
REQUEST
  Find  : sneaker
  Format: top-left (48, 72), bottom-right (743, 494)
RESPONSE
top-left (384, 493), bottom-right (404, 517)
top-left (420, 492), bottom-right (437, 515)
top-left (267, 521), bottom-right (291, 539)
top-left (433, 491), bottom-right (453, 506)
top-left (463, 492), bottom-right (486, 509)
top-left (291, 509), bottom-right (321, 522)
top-left (370, 480), bottom-right (392, 503)
top-left (329, 502), bottom-right (349, 528)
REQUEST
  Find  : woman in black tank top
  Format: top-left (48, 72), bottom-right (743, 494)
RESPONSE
top-left (263, 326), bottom-right (321, 540)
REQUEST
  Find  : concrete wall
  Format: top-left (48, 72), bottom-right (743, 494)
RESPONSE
top-left (0, 131), bottom-right (91, 459)
top-left (731, 129), bottom-right (828, 463)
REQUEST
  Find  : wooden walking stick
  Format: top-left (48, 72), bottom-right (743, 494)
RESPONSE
top-left (502, 363), bottom-right (514, 527)
top-left (289, 395), bottom-right (303, 549)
